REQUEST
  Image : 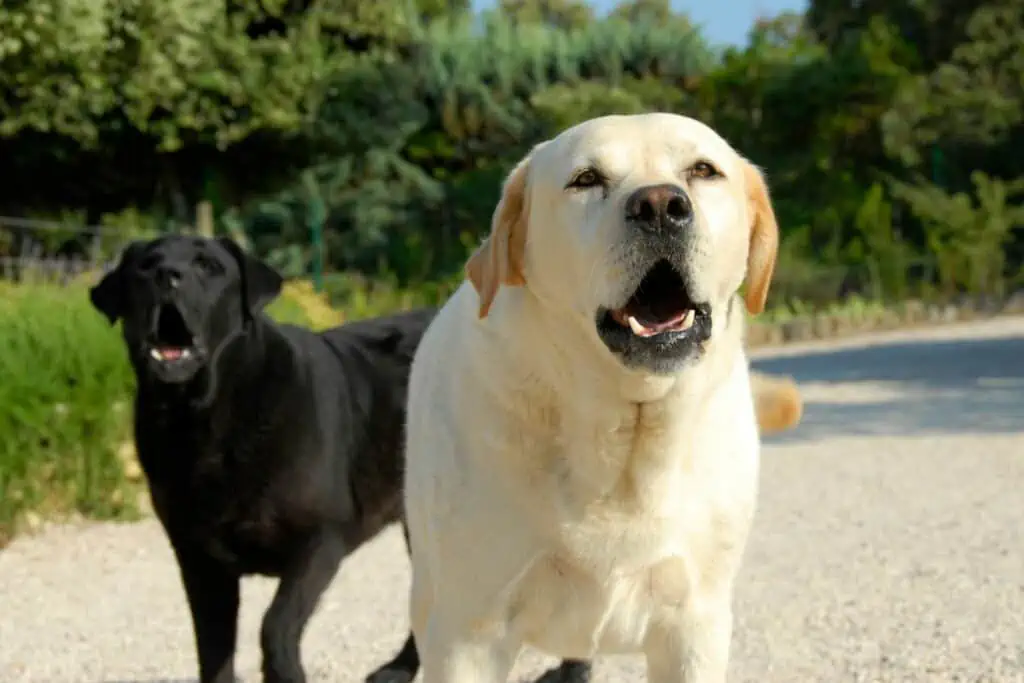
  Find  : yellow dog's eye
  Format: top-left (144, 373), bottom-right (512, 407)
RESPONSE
top-left (567, 168), bottom-right (605, 190)
top-left (689, 161), bottom-right (721, 180)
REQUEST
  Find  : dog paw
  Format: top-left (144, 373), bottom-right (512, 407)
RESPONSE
top-left (365, 667), bottom-right (416, 683)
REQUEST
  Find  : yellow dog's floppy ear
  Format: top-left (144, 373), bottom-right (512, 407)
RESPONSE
top-left (465, 147), bottom-right (539, 319)
top-left (742, 162), bottom-right (779, 315)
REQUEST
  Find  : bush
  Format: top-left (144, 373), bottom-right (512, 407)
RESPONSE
top-left (0, 278), bottom-right (340, 545)
top-left (321, 270), bottom-right (461, 319)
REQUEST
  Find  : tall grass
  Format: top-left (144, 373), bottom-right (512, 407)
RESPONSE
top-left (0, 284), bottom-right (136, 543)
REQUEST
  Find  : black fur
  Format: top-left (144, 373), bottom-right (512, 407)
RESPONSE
top-left (90, 235), bottom-right (591, 683)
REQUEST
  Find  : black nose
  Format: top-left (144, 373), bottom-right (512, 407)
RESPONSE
top-left (155, 264), bottom-right (183, 290)
top-left (624, 184), bottom-right (693, 233)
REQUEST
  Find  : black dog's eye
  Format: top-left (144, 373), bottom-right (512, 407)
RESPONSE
top-left (193, 254), bottom-right (221, 274)
top-left (689, 161), bottom-right (722, 180)
top-left (138, 253), bottom-right (161, 272)
top-left (566, 168), bottom-right (605, 190)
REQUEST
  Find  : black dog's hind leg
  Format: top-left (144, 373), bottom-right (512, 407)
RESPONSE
top-left (366, 631), bottom-right (592, 683)
top-left (366, 522), bottom-right (420, 683)
top-left (261, 530), bottom-right (349, 683)
top-left (173, 543), bottom-right (241, 683)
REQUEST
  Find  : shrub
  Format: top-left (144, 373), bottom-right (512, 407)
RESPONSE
top-left (266, 279), bottom-right (345, 330)
top-left (321, 270), bottom-right (460, 319)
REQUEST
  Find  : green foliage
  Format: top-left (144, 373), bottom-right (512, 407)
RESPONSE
top-left (2, 0), bottom-right (1023, 311)
top-left (806, 0), bottom-right (977, 70)
top-left (243, 13), bottom-right (714, 283)
top-left (848, 183), bottom-right (914, 301)
top-left (0, 0), bottom-right (405, 217)
top-left (498, 0), bottom-right (595, 30)
top-left (883, 0), bottom-right (1024, 167)
top-left (890, 171), bottom-right (1024, 295)
top-left (0, 0), bottom-right (336, 150)
top-left (609, 0), bottom-right (684, 26)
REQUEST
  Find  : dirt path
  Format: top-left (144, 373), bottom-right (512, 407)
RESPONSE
top-left (2, 317), bottom-right (1022, 683)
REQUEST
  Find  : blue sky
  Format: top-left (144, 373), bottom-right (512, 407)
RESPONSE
top-left (472, 0), bottom-right (810, 47)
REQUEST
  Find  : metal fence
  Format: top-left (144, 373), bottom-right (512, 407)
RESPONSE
top-left (0, 216), bottom-right (132, 285)
top-left (0, 201), bottom-right (255, 287)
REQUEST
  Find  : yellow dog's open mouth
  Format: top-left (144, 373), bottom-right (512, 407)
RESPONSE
top-left (607, 260), bottom-right (709, 339)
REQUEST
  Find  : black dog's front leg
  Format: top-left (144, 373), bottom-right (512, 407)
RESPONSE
top-left (173, 543), bottom-right (241, 683)
top-left (261, 530), bottom-right (349, 683)
top-left (366, 631), bottom-right (419, 683)
top-left (366, 522), bottom-right (419, 683)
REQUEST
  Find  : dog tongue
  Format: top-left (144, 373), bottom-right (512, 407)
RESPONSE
top-left (160, 347), bottom-right (183, 360)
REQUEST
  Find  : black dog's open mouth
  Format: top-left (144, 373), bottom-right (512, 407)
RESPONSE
top-left (599, 260), bottom-right (710, 339)
top-left (148, 303), bottom-right (199, 364)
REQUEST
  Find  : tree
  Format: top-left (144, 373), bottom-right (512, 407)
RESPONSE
top-left (0, 0), bottom-right (368, 218)
top-left (891, 171), bottom-right (1024, 295)
top-left (806, 0), bottom-right (979, 71)
top-left (609, 0), bottom-right (681, 25)
top-left (245, 14), bottom-right (715, 281)
top-left (498, 0), bottom-right (594, 30)
top-left (883, 0), bottom-right (1024, 169)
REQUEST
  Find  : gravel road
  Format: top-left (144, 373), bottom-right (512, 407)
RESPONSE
top-left (2, 317), bottom-right (1022, 683)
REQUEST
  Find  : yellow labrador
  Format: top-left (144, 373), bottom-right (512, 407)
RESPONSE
top-left (404, 113), bottom-right (784, 683)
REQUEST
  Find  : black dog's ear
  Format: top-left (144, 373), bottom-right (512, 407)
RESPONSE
top-left (89, 241), bottom-right (145, 325)
top-left (216, 237), bottom-right (283, 316)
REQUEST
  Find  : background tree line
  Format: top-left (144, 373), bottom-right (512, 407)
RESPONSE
top-left (1, 0), bottom-right (1022, 310)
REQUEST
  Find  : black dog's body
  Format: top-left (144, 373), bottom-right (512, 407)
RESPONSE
top-left (137, 310), bottom-right (423, 574)
top-left (91, 235), bottom-right (591, 683)
top-left (138, 308), bottom-right (430, 683)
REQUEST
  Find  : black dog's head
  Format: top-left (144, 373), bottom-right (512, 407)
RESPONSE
top-left (90, 235), bottom-right (283, 384)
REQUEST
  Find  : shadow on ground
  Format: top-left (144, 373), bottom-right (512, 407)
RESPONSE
top-left (753, 333), bottom-right (1024, 442)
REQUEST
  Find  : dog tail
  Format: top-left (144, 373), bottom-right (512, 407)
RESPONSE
top-left (750, 371), bottom-right (803, 435)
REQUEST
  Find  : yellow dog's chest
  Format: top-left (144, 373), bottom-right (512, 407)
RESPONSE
top-left (506, 547), bottom-right (693, 658)
top-left (482, 382), bottom-right (756, 657)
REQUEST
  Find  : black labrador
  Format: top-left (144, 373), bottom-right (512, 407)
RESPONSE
top-left (89, 234), bottom-right (591, 683)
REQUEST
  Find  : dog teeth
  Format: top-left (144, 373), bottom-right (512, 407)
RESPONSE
top-left (678, 309), bottom-right (696, 330)
top-left (626, 310), bottom-right (696, 337)
top-left (150, 348), bottom-right (192, 361)
top-left (627, 315), bottom-right (657, 337)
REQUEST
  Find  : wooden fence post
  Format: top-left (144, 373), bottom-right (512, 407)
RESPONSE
top-left (196, 201), bottom-right (214, 238)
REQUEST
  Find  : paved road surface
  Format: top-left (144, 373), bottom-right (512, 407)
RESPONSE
top-left (2, 317), bottom-right (1022, 683)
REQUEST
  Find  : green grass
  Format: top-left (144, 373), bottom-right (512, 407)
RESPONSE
top-left (758, 294), bottom-right (890, 324)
